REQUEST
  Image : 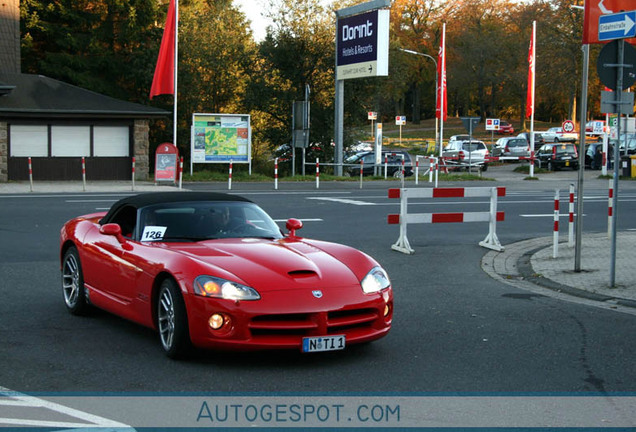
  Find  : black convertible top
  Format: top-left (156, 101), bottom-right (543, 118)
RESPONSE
top-left (100, 192), bottom-right (252, 225)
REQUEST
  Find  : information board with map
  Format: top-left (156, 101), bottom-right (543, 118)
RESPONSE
top-left (191, 114), bottom-right (251, 164)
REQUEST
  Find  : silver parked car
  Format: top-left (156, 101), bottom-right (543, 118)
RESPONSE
top-left (442, 140), bottom-right (489, 171)
top-left (492, 137), bottom-right (531, 159)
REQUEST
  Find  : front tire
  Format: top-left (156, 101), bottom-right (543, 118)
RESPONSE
top-left (157, 278), bottom-right (191, 359)
top-left (62, 247), bottom-right (90, 315)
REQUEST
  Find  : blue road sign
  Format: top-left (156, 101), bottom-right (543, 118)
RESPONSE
top-left (599, 11), bottom-right (636, 41)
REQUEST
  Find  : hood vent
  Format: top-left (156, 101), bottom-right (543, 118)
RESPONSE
top-left (288, 270), bottom-right (318, 278)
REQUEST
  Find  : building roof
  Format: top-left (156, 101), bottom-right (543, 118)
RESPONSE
top-left (0, 73), bottom-right (169, 119)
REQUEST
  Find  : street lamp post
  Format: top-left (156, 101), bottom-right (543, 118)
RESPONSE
top-left (399, 48), bottom-right (439, 154)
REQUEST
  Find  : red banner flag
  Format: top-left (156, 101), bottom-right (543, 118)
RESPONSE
top-left (150, 0), bottom-right (176, 99)
top-left (525, 21), bottom-right (536, 119)
top-left (436, 24), bottom-right (447, 121)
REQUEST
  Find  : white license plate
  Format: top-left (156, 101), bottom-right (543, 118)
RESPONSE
top-left (302, 335), bottom-right (345, 353)
top-left (563, 156), bottom-right (571, 160)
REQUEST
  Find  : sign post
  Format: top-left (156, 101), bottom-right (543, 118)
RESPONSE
top-left (368, 111), bottom-right (377, 139)
top-left (396, 116), bottom-right (406, 146)
top-left (485, 118), bottom-right (500, 147)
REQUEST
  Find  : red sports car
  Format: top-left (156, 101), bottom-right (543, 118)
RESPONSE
top-left (60, 192), bottom-right (393, 358)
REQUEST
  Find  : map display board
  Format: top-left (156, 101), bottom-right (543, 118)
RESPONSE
top-left (191, 114), bottom-right (251, 163)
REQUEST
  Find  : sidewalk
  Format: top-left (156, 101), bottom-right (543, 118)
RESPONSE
top-left (482, 232), bottom-right (636, 310)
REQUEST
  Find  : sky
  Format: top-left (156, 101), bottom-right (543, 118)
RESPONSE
top-left (234, 0), bottom-right (334, 42)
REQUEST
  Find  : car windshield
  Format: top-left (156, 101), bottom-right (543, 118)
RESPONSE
top-left (508, 139), bottom-right (527, 147)
top-left (463, 142), bottom-right (484, 151)
top-left (555, 144), bottom-right (576, 154)
top-left (137, 201), bottom-right (283, 242)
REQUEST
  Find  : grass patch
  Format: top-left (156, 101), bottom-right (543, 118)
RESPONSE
top-left (513, 165), bottom-right (550, 174)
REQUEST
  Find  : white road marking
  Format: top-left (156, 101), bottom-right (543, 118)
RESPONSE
top-left (307, 197), bottom-right (376, 206)
top-left (0, 386), bottom-right (130, 429)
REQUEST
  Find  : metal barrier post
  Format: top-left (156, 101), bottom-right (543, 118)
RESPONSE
top-left (359, 159), bottom-right (364, 189)
top-left (274, 158), bottom-right (278, 190)
top-left (479, 187), bottom-right (504, 252)
top-left (316, 158), bottom-right (320, 189)
top-left (178, 157), bottom-right (184, 189)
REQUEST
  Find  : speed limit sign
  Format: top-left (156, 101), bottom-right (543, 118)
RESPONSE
top-left (562, 120), bottom-right (575, 133)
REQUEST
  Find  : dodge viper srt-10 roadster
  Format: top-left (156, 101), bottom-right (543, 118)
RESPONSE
top-left (60, 192), bottom-right (393, 358)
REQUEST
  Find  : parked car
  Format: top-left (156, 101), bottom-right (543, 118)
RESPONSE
top-left (344, 150), bottom-right (413, 178)
top-left (60, 192), bottom-right (393, 357)
top-left (442, 140), bottom-right (489, 171)
top-left (492, 137), bottom-right (531, 159)
top-left (542, 127), bottom-right (577, 143)
top-left (535, 143), bottom-right (579, 171)
top-left (496, 121), bottom-right (515, 135)
top-left (585, 142), bottom-right (613, 170)
top-left (617, 134), bottom-right (636, 155)
top-left (517, 132), bottom-right (545, 150)
top-left (447, 134), bottom-right (470, 146)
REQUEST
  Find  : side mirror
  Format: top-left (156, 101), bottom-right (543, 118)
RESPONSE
top-left (100, 223), bottom-right (126, 244)
top-left (286, 218), bottom-right (303, 237)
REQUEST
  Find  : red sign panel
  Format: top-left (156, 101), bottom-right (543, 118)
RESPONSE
top-left (583, 0), bottom-right (636, 45)
top-left (155, 142), bottom-right (179, 183)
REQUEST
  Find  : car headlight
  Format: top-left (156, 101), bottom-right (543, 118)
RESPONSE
top-left (361, 266), bottom-right (391, 294)
top-left (194, 276), bottom-right (261, 300)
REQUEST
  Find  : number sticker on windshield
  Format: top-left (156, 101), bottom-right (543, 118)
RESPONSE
top-left (141, 226), bottom-right (167, 242)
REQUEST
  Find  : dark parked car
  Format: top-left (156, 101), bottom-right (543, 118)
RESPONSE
top-left (585, 143), bottom-right (613, 170)
top-left (344, 151), bottom-right (413, 178)
top-left (517, 132), bottom-right (545, 150)
top-left (535, 143), bottom-right (579, 171)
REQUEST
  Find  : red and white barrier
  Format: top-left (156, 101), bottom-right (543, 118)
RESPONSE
top-left (316, 158), bottom-right (320, 189)
top-left (274, 158), bottom-right (279, 190)
top-left (384, 155), bottom-right (388, 179)
top-left (81, 156), bottom-right (86, 192)
top-left (387, 186), bottom-right (506, 254)
top-left (28, 157), bottom-right (33, 192)
top-left (359, 159), bottom-right (364, 189)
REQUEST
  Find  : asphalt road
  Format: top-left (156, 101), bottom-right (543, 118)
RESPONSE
top-left (1, 171), bottom-right (636, 396)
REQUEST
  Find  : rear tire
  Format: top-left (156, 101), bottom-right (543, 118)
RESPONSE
top-left (157, 278), bottom-right (191, 359)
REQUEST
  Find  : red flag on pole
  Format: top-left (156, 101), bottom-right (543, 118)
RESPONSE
top-left (150, 0), bottom-right (176, 99)
top-left (436, 25), bottom-right (447, 121)
top-left (525, 21), bottom-right (536, 119)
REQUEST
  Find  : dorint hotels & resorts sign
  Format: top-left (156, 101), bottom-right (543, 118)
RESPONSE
top-left (336, 9), bottom-right (389, 80)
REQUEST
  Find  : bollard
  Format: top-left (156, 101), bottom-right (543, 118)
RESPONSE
top-left (274, 158), bottom-right (278, 190)
top-left (608, 179), bottom-right (613, 238)
top-left (530, 150), bottom-right (535, 177)
top-left (28, 157), bottom-right (33, 192)
top-left (384, 155), bottom-right (388, 179)
top-left (228, 160), bottom-right (233, 190)
top-left (315, 158), bottom-right (320, 189)
top-left (568, 183), bottom-right (574, 247)
top-left (401, 158), bottom-right (405, 188)
top-left (415, 158), bottom-right (419, 185)
top-left (82, 157), bottom-right (86, 192)
top-left (359, 159), bottom-right (364, 189)
top-left (179, 157), bottom-right (184, 189)
top-left (132, 157), bottom-right (136, 191)
top-left (553, 189), bottom-right (560, 257)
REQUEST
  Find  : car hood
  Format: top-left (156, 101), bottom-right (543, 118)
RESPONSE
top-left (169, 238), bottom-right (364, 291)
